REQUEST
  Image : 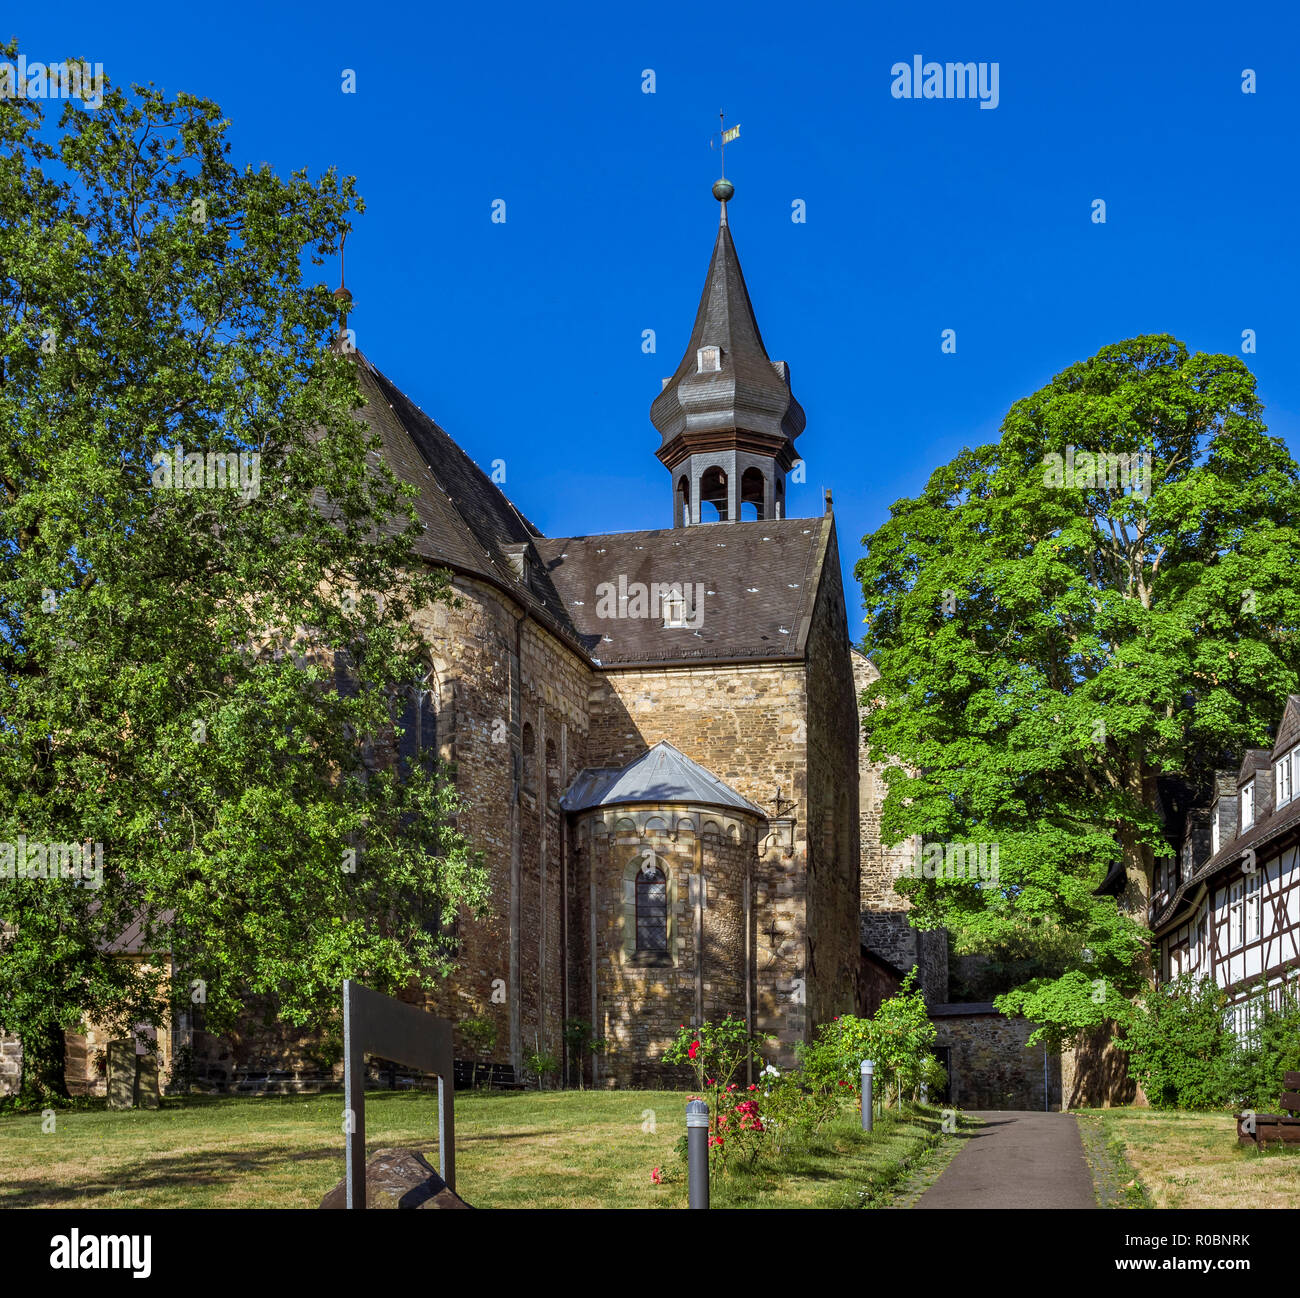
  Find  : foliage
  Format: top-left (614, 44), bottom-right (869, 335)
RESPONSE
top-left (797, 972), bottom-right (943, 1100)
top-left (1218, 976), bottom-right (1300, 1111)
top-left (524, 1048), bottom-right (560, 1089)
top-left (664, 1014), bottom-right (771, 1093)
top-left (1113, 974), bottom-right (1231, 1109)
top-left (857, 334), bottom-right (1300, 1043)
top-left (461, 1016), bottom-right (497, 1059)
top-left (755, 1069), bottom-right (839, 1153)
top-left (0, 53), bottom-right (489, 1101)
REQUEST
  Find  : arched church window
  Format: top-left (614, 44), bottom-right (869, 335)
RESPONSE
top-left (635, 858), bottom-right (669, 953)
top-left (741, 467), bottom-right (765, 521)
top-left (396, 664), bottom-right (438, 781)
top-left (700, 467), bottom-right (728, 522)
top-left (678, 475), bottom-right (691, 527)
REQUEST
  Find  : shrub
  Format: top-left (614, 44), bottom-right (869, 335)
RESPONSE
top-left (1218, 976), bottom-right (1300, 1111)
top-left (797, 971), bottom-right (941, 1102)
top-left (1113, 974), bottom-right (1230, 1109)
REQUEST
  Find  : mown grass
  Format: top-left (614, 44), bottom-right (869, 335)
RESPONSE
top-left (1074, 1108), bottom-right (1300, 1209)
top-left (0, 1089), bottom-right (955, 1209)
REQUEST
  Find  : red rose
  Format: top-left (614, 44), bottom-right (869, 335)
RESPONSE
top-left (688, 1040), bottom-right (699, 1059)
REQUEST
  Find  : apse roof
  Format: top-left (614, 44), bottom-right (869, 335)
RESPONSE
top-left (559, 741), bottom-right (766, 816)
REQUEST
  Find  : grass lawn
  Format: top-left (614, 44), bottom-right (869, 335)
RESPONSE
top-left (1074, 1108), bottom-right (1300, 1209)
top-left (0, 1090), bottom-right (956, 1209)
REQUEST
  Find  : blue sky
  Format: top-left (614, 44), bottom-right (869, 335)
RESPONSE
top-left (16, 1), bottom-right (1300, 619)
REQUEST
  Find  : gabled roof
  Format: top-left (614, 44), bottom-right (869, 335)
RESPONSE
top-left (533, 516), bottom-right (830, 665)
top-left (1238, 748), bottom-right (1272, 782)
top-left (649, 220), bottom-right (805, 463)
top-left (1273, 695), bottom-right (1300, 758)
top-left (346, 353), bottom-right (584, 649)
top-left (559, 740), bottom-right (766, 816)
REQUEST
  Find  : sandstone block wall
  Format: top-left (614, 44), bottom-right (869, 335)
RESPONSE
top-left (930, 1006), bottom-right (1061, 1110)
top-left (803, 527), bottom-right (862, 1028)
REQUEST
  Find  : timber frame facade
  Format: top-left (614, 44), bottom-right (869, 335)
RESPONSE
top-left (1151, 696), bottom-right (1300, 1037)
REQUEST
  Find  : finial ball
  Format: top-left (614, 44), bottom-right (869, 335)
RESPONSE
top-left (712, 177), bottom-right (734, 203)
top-left (333, 285), bottom-right (353, 306)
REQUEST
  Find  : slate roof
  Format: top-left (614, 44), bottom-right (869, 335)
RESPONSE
top-left (344, 352), bottom-right (585, 649)
top-left (1151, 774), bottom-right (1300, 934)
top-left (1273, 695), bottom-right (1300, 758)
top-left (533, 516), bottom-right (831, 665)
top-left (649, 220), bottom-right (805, 456)
top-left (559, 741), bottom-right (766, 816)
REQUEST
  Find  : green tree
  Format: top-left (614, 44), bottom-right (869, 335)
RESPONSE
top-left (857, 336), bottom-right (1300, 1045)
top-left (0, 59), bottom-right (489, 1101)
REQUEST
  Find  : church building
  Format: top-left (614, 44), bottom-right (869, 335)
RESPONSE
top-left (346, 179), bottom-right (872, 1086)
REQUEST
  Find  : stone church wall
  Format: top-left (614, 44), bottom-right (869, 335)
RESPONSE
top-left (586, 660), bottom-right (811, 1063)
top-left (802, 526), bottom-right (862, 1029)
top-left (576, 805), bottom-right (757, 1087)
top-left (852, 650), bottom-right (947, 1004)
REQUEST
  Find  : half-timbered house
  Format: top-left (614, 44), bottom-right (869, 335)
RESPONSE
top-left (1151, 696), bottom-right (1300, 1035)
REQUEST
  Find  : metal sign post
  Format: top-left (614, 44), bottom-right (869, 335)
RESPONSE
top-left (343, 980), bottom-right (456, 1209)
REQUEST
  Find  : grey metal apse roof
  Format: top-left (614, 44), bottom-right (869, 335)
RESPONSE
top-left (559, 741), bottom-right (766, 816)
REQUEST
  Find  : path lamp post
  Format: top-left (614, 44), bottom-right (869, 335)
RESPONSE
top-left (861, 1059), bottom-right (875, 1133)
top-left (686, 1098), bottom-right (710, 1208)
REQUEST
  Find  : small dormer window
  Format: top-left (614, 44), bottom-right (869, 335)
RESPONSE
top-left (662, 584), bottom-right (688, 628)
top-left (1277, 750), bottom-right (1293, 807)
top-left (697, 346), bottom-right (721, 373)
top-left (1242, 780), bottom-right (1255, 831)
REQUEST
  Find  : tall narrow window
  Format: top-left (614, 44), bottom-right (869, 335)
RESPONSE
top-left (635, 859), bottom-right (668, 953)
top-left (1211, 808), bottom-right (1221, 856)
top-left (1241, 780), bottom-right (1255, 831)
top-left (1277, 752), bottom-right (1292, 807)
top-left (1246, 869), bottom-right (1262, 941)
top-left (1229, 879), bottom-right (1245, 950)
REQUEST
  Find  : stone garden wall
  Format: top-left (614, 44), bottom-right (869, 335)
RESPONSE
top-left (930, 1004), bottom-right (1062, 1110)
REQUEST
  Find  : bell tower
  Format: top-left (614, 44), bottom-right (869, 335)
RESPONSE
top-left (650, 174), bottom-right (805, 526)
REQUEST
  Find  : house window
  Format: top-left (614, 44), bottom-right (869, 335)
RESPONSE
top-left (1180, 840), bottom-right (1192, 883)
top-left (1241, 780), bottom-right (1254, 831)
top-left (1229, 879), bottom-right (1245, 950)
top-left (697, 345), bottom-right (721, 373)
top-left (635, 860), bottom-right (668, 952)
top-left (1246, 868), bottom-right (1262, 941)
top-left (1276, 751), bottom-right (1293, 807)
top-left (1211, 808), bottom-right (1221, 857)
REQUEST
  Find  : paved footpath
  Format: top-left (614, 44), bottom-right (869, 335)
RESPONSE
top-left (914, 1111), bottom-right (1097, 1209)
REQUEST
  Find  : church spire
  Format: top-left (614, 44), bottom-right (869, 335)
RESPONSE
top-left (651, 172), bottom-right (804, 527)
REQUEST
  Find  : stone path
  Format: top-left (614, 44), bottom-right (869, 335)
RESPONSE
top-left (914, 1111), bottom-right (1097, 1209)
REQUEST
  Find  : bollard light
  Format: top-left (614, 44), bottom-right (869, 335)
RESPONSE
top-left (686, 1098), bottom-right (710, 1209)
top-left (860, 1059), bottom-right (875, 1133)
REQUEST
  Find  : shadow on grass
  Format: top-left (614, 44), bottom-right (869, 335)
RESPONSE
top-left (1, 1143), bottom-right (344, 1208)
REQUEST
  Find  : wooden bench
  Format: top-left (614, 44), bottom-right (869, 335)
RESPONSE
top-left (1237, 1072), bottom-right (1300, 1146)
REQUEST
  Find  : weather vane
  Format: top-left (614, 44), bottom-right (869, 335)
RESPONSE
top-left (709, 110), bottom-right (740, 218)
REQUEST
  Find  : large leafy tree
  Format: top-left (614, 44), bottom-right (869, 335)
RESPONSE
top-left (857, 335), bottom-right (1300, 1043)
top-left (0, 57), bottom-right (488, 1101)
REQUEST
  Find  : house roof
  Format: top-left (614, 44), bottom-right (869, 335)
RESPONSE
top-left (1274, 695), bottom-right (1300, 758)
top-left (533, 516), bottom-right (830, 666)
top-left (1152, 793), bottom-right (1300, 933)
top-left (559, 741), bottom-right (766, 816)
top-left (347, 351), bottom-right (832, 669)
